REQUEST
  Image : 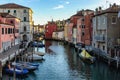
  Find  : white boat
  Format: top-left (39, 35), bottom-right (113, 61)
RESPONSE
top-left (28, 54), bottom-right (43, 61)
top-left (35, 51), bottom-right (45, 56)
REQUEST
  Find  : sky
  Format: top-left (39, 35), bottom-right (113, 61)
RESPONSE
top-left (0, 0), bottom-right (120, 25)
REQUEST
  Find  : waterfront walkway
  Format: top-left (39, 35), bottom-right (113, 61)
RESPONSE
top-left (0, 44), bottom-right (23, 66)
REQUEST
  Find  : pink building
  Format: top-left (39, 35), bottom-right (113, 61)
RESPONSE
top-left (0, 13), bottom-right (20, 52)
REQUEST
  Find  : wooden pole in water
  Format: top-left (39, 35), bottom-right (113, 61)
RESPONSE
top-left (0, 61), bottom-right (2, 80)
top-left (108, 49), bottom-right (111, 65)
top-left (8, 55), bottom-right (10, 62)
top-left (13, 52), bottom-right (16, 80)
top-left (117, 50), bottom-right (119, 68)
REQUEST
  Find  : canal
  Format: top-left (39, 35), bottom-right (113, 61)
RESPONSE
top-left (2, 40), bottom-right (120, 80)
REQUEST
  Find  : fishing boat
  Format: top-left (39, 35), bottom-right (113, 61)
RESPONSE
top-left (79, 49), bottom-right (95, 64)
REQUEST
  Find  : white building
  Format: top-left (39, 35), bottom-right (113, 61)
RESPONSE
top-left (0, 3), bottom-right (33, 42)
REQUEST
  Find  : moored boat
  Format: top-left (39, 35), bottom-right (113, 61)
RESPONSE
top-left (18, 61), bottom-right (39, 67)
top-left (79, 49), bottom-right (95, 64)
top-left (35, 51), bottom-right (45, 56)
top-left (4, 61), bottom-right (29, 76)
top-left (28, 54), bottom-right (43, 61)
top-left (12, 62), bottom-right (38, 71)
top-left (4, 67), bottom-right (29, 76)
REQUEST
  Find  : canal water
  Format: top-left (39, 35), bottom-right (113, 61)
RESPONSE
top-left (2, 40), bottom-right (120, 80)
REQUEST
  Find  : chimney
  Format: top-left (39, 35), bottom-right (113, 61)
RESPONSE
top-left (109, 4), bottom-right (112, 7)
top-left (99, 6), bottom-right (102, 12)
top-left (95, 8), bottom-right (98, 14)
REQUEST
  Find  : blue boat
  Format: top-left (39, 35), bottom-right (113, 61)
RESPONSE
top-left (18, 62), bottom-right (39, 67)
top-left (4, 61), bottom-right (29, 76)
top-left (4, 67), bottom-right (29, 76)
top-left (12, 62), bottom-right (38, 71)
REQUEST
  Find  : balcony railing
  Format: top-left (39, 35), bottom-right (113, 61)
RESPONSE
top-left (95, 35), bottom-right (106, 42)
top-left (20, 31), bottom-right (29, 34)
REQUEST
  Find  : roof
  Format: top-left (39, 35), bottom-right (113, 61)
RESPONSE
top-left (72, 11), bottom-right (83, 17)
top-left (0, 3), bottom-right (29, 9)
top-left (94, 3), bottom-right (120, 16)
top-left (0, 13), bottom-right (17, 18)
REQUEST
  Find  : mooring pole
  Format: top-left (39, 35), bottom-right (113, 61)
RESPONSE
top-left (13, 52), bottom-right (16, 80)
top-left (0, 61), bottom-right (2, 80)
top-left (117, 50), bottom-right (119, 68)
top-left (108, 49), bottom-right (111, 65)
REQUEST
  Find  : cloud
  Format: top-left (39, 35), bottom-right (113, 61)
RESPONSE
top-left (66, 1), bottom-right (70, 4)
top-left (53, 5), bottom-right (64, 10)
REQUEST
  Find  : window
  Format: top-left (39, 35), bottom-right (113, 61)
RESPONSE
top-left (98, 17), bottom-right (101, 26)
top-left (24, 10), bottom-right (26, 13)
top-left (24, 17), bottom-right (26, 21)
top-left (11, 28), bottom-right (13, 34)
top-left (13, 28), bottom-right (14, 33)
top-left (82, 32), bottom-right (85, 36)
top-left (103, 17), bottom-right (106, 24)
top-left (94, 43), bottom-right (95, 47)
top-left (2, 28), bottom-right (4, 34)
top-left (111, 16), bottom-right (116, 24)
top-left (5, 28), bottom-right (7, 34)
top-left (103, 46), bottom-right (105, 50)
top-left (10, 21), bottom-right (14, 24)
top-left (14, 10), bottom-right (16, 13)
top-left (82, 18), bottom-right (84, 21)
top-left (8, 28), bottom-right (10, 34)
top-left (16, 29), bottom-right (19, 33)
top-left (97, 44), bottom-right (99, 48)
top-left (82, 25), bottom-right (85, 28)
top-left (8, 10), bottom-right (10, 13)
top-left (24, 26), bottom-right (27, 31)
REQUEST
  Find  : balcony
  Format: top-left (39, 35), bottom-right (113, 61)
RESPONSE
top-left (20, 31), bottom-right (30, 34)
top-left (95, 35), bottom-right (106, 42)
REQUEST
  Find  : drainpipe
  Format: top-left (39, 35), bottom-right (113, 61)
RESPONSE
top-left (14, 25), bottom-right (16, 46)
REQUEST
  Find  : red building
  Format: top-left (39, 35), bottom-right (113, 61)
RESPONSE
top-left (77, 9), bottom-right (94, 45)
top-left (45, 21), bottom-right (57, 39)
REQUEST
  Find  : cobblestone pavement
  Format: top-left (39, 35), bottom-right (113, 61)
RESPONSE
top-left (0, 44), bottom-right (19, 60)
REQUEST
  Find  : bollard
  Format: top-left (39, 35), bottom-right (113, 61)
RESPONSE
top-left (0, 61), bottom-right (2, 80)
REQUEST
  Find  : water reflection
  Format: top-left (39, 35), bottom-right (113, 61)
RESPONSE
top-left (2, 40), bottom-right (120, 80)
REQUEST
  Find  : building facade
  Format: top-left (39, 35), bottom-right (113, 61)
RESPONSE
top-left (0, 13), bottom-right (20, 53)
top-left (92, 4), bottom-right (120, 55)
top-left (45, 21), bottom-right (57, 39)
top-left (64, 19), bottom-right (70, 42)
top-left (0, 3), bottom-right (33, 42)
top-left (77, 9), bottom-right (94, 45)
